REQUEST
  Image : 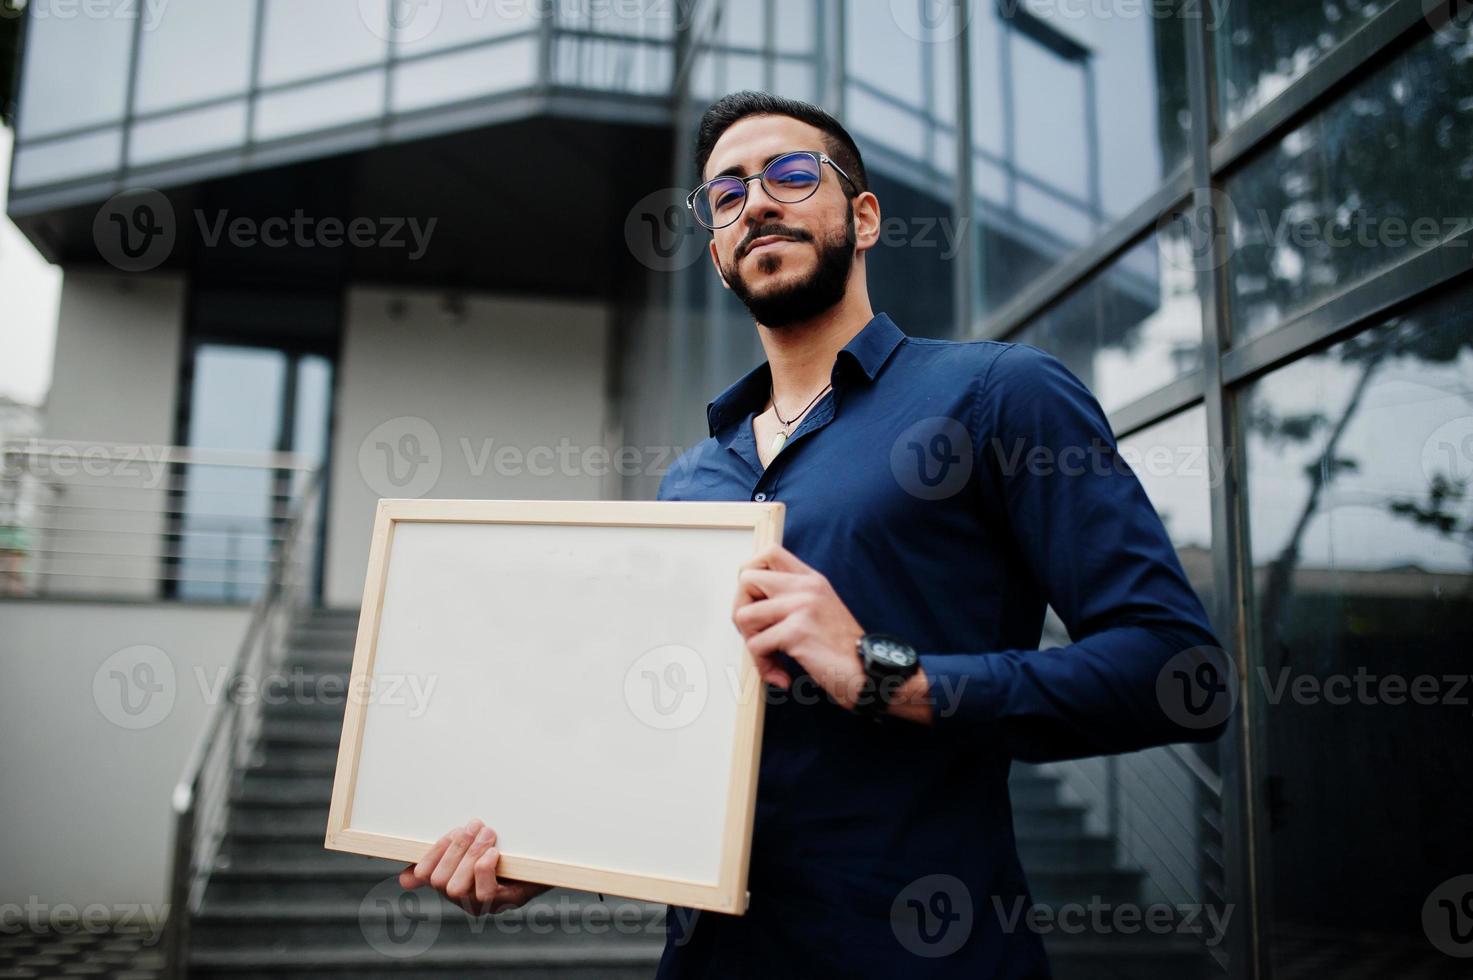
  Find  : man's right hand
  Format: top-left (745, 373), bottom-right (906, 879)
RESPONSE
top-left (398, 818), bottom-right (551, 917)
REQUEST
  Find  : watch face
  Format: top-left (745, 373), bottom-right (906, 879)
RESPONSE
top-left (867, 635), bottom-right (916, 668)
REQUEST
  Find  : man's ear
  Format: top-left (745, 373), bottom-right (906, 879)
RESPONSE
top-left (852, 191), bottom-right (882, 256)
top-left (708, 239), bottom-right (731, 290)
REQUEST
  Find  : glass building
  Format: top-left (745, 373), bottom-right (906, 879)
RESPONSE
top-left (7, 1), bottom-right (1472, 977)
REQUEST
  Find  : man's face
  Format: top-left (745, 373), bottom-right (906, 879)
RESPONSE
top-left (701, 115), bottom-right (861, 328)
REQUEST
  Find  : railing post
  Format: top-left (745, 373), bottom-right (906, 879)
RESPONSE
top-left (1105, 755), bottom-right (1121, 864)
top-left (163, 785), bottom-right (196, 980)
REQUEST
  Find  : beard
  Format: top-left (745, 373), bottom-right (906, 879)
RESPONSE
top-left (721, 206), bottom-right (856, 328)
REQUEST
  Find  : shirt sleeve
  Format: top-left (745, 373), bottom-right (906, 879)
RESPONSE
top-left (915, 343), bottom-right (1231, 762)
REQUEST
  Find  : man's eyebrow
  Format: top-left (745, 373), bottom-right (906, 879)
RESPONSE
top-left (711, 151), bottom-right (788, 182)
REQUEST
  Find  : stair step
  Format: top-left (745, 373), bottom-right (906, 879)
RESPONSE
top-left (229, 804), bottom-right (330, 835)
top-left (1016, 835), bottom-right (1117, 869)
top-left (192, 891), bottom-right (666, 952)
top-left (188, 948), bottom-right (661, 980)
top-left (1008, 777), bottom-right (1063, 808)
top-left (1010, 804), bottom-right (1088, 837)
top-left (1025, 867), bottom-right (1144, 908)
top-left (237, 773), bottom-right (336, 804)
top-left (250, 750), bottom-right (340, 773)
top-left (1041, 935), bottom-right (1221, 980)
top-left (259, 717), bottom-right (346, 743)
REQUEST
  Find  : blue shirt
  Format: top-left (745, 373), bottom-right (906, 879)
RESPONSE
top-left (653, 312), bottom-right (1226, 978)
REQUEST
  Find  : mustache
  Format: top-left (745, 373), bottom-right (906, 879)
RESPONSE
top-left (740, 224), bottom-right (812, 258)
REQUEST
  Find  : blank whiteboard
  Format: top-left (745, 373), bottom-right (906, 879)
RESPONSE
top-left (324, 498), bottom-right (784, 914)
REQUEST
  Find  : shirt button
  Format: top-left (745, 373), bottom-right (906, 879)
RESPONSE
top-left (754, 492), bottom-right (767, 501)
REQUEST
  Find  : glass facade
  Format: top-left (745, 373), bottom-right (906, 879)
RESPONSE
top-left (8, 0), bottom-right (676, 193)
top-left (9, 0), bottom-right (1472, 975)
top-left (651, 4), bottom-right (1473, 977)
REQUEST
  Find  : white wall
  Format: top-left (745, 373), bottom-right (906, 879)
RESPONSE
top-left (0, 600), bottom-right (249, 915)
top-left (29, 271), bottom-right (187, 598)
top-left (325, 287), bottom-right (613, 607)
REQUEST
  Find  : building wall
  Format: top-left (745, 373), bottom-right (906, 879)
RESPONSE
top-left (324, 287), bottom-right (614, 607)
top-left (0, 600), bottom-right (249, 914)
top-left (30, 272), bottom-right (187, 599)
top-left (45, 271), bottom-right (186, 444)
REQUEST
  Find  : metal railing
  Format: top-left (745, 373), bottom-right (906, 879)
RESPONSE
top-left (162, 466), bottom-right (324, 979)
top-left (0, 440), bottom-right (320, 602)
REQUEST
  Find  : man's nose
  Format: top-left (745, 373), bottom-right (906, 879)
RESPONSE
top-left (743, 178), bottom-right (786, 224)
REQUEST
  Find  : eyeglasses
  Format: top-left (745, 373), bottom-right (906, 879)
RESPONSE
top-left (686, 150), bottom-right (858, 231)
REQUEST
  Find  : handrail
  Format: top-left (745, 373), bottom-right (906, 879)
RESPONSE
top-left (161, 468), bottom-right (323, 980)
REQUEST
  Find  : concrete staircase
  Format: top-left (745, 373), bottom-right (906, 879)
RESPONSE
top-left (1009, 766), bottom-right (1222, 980)
top-left (185, 607), bottom-right (666, 979)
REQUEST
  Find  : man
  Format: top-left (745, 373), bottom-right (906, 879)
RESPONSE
top-left (401, 91), bottom-right (1229, 977)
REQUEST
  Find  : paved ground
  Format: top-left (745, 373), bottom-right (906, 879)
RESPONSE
top-left (0, 928), bottom-right (163, 979)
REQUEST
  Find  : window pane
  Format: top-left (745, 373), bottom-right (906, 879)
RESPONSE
top-left (973, 0), bottom-right (1192, 317)
top-left (133, 0), bottom-right (256, 114)
top-left (1014, 223), bottom-right (1203, 413)
top-left (1225, 31), bottom-right (1473, 341)
top-left (179, 346), bottom-right (286, 602)
top-left (16, 2), bottom-right (135, 139)
top-left (1242, 285), bottom-right (1473, 975)
top-left (259, 0), bottom-right (388, 87)
top-left (395, 38), bottom-right (539, 110)
top-left (390, 0), bottom-right (535, 54)
top-left (10, 128), bottom-right (122, 187)
top-left (128, 101), bottom-right (248, 168)
top-left (1214, 0), bottom-right (1381, 130)
top-left (253, 71), bottom-right (385, 142)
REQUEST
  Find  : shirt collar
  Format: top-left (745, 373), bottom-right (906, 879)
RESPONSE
top-left (705, 312), bottom-right (907, 438)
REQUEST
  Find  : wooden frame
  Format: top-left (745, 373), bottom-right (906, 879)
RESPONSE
top-left (324, 498), bottom-right (784, 915)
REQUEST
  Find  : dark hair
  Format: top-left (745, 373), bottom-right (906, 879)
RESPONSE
top-left (693, 91), bottom-right (868, 196)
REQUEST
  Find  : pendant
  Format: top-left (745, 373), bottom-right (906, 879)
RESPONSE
top-left (769, 429), bottom-right (788, 457)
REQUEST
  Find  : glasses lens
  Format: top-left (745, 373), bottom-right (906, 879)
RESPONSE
top-left (694, 177), bottom-right (746, 229)
top-left (763, 153), bottom-right (822, 202)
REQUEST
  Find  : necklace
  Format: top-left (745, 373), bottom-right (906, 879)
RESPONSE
top-left (767, 379), bottom-right (833, 458)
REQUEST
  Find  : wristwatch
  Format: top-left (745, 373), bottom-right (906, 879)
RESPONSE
top-left (854, 631), bottom-right (919, 720)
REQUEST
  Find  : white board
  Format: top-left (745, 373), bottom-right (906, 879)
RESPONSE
top-left (324, 498), bottom-right (784, 914)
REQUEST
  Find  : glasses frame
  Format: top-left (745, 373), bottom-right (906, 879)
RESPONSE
top-left (685, 150), bottom-right (859, 231)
